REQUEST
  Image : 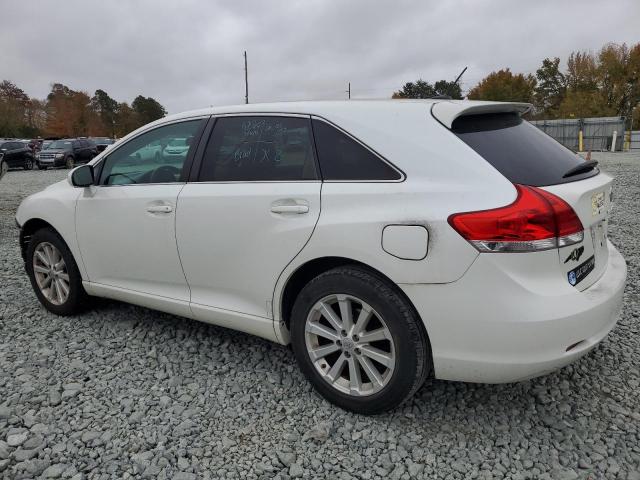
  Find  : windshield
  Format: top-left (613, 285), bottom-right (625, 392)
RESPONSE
top-left (93, 138), bottom-right (113, 144)
top-left (168, 138), bottom-right (187, 147)
top-left (47, 140), bottom-right (73, 149)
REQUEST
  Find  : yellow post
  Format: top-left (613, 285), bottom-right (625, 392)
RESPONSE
top-left (578, 130), bottom-right (584, 152)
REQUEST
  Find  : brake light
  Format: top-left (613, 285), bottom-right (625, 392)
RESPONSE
top-left (448, 184), bottom-right (584, 252)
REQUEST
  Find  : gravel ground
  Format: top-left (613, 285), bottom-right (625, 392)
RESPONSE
top-left (1, 154), bottom-right (639, 480)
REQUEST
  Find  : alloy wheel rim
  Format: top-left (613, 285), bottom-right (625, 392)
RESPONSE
top-left (305, 294), bottom-right (396, 396)
top-left (33, 242), bottom-right (70, 305)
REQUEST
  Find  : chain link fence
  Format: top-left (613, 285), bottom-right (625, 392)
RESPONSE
top-left (530, 117), bottom-right (626, 151)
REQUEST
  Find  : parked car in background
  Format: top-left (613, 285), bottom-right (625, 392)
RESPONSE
top-left (162, 137), bottom-right (190, 163)
top-left (15, 100), bottom-right (627, 413)
top-left (0, 140), bottom-right (34, 170)
top-left (37, 138), bottom-right (98, 169)
top-left (91, 137), bottom-right (115, 153)
top-left (0, 152), bottom-right (6, 180)
top-left (130, 138), bottom-right (163, 163)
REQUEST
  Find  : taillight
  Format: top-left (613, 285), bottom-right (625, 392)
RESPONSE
top-left (448, 184), bottom-right (584, 252)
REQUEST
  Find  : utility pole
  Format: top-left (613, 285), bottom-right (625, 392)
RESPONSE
top-left (244, 51), bottom-right (249, 104)
top-left (346, 82), bottom-right (351, 99)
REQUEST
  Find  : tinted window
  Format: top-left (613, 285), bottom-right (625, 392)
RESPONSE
top-left (452, 113), bottom-right (598, 186)
top-left (199, 116), bottom-right (318, 181)
top-left (312, 120), bottom-right (401, 181)
top-left (99, 119), bottom-right (204, 185)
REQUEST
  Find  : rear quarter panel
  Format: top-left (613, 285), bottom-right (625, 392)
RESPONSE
top-left (273, 103), bottom-right (517, 322)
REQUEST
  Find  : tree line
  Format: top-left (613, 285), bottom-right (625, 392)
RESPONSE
top-left (0, 81), bottom-right (166, 139)
top-left (393, 42), bottom-right (640, 128)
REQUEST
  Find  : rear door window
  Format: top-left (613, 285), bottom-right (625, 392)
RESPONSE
top-left (452, 113), bottom-right (598, 186)
top-left (199, 116), bottom-right (318, 182)
top-left (312, 120), bottom-right (402, 181)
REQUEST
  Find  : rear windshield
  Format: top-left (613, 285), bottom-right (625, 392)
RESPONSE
top-left (452, 113), bottom-right (598, 186)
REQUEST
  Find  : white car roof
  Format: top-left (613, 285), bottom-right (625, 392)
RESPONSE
top-left (156, 99), bottom-right (532, 126)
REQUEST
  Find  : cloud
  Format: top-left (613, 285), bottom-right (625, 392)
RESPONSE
top-left (1, 0), bottom-right (638, 113)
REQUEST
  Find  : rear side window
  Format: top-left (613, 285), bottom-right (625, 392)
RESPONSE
top-left (452, 113), bottom-right (598, 186)
top-left (312, 120), bottom-right (401, 181)
top-left (199, 116), bottom-right (318, 182)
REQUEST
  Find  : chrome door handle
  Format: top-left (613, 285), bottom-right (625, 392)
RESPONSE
top-left (146, 205), bottom-right (173, 213)
top-left (270, 205), bottom-right (309, 214)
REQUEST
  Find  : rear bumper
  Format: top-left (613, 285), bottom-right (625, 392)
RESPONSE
top-left (38, 158), bottom-right (64, 167)
top-left (401, 240), bottom-right (627, 383)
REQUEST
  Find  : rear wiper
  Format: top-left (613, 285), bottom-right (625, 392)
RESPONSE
top-left (562, 160), bottom-right (598, 178)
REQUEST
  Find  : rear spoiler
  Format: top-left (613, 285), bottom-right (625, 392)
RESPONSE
top-left (431, 101), bottom-right (532, 129)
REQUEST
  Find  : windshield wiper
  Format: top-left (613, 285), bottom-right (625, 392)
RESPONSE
top-left (562, 160), bottom-right (598, 178)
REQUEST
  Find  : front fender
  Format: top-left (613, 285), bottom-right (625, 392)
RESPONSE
top-left (16, 181), bottom-right (87, 280)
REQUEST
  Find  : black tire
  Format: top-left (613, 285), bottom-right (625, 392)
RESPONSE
top-left (38, 164), bottom-right (48, 170)
top-left (24, 158), bottom-right (34, 170)
top-left (26, 228), bottom-right (90, 316)
top-left (290, 266), bottom-right (431, 414)
top-left (0, 159), bottom-right (7, 180)
top-left (65, 156), bottom-right (74, 169)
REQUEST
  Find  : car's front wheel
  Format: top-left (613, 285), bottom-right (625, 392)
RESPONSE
top-left (291, 266), bottom-right (431, 414)
top-left (26, 228), bottom-right (89, 315)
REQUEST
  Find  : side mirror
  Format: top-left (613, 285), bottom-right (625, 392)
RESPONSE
top-left (70, 164), bottom-right (94, 187)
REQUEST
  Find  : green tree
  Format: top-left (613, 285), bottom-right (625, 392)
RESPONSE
top-left (0, 80), bottom-right (30, 137)
top-left (392, 79), bottom-right (462, 99)
top-left (114, 102), bottom-right (138, 137)
top-left (131, 95), bottom-right (167, 126)
top-left (534, 57), bottom-right (565, 117)
top-left (92, 89), bottom-right (118, 137)
top-left (468, 69), bottom-right (537, 103)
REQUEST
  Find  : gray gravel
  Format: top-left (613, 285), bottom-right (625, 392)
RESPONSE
top-left (1, 154), bottom-right (639, 480)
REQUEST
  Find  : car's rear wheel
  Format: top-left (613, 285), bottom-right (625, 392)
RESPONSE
top-left (26, 228), bottom-right (89, 315)
top-left (65, 156), bottom-right (74, 169)
top-left (291, 266), bottom-right (431, 414)
top-left (0, 159), bottom-right (7, 179)
top-left (24, 158), bottom-right (34, 170)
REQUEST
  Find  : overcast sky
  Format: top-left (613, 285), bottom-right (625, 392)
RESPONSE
top-left (1, 0), bottom-right (638, 114)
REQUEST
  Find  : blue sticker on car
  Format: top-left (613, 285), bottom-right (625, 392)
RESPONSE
top-left (567, 255), bottom-right (595, 287)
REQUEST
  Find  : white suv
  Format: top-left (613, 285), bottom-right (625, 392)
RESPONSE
top-left (16, 100), bottom-right (627, 413)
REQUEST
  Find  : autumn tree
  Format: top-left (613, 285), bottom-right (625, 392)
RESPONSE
top-left (467, 69), bottom-right (537, 103)
top-left (534, 57), bottom-right (565, 117)
top-left (598, 43), bottom-right (640, 123)
top-left (392, 79), bottom-right (462, 99)
top-left (566, 51), bottom-right (599, 92)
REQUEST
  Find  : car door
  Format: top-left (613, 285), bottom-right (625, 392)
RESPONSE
top-left (176, 114), bottom-right (321, 324)
top-left (75, 118), bottom-right (207, 314)
top-left (3, 142), bottom-right (17, 167)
